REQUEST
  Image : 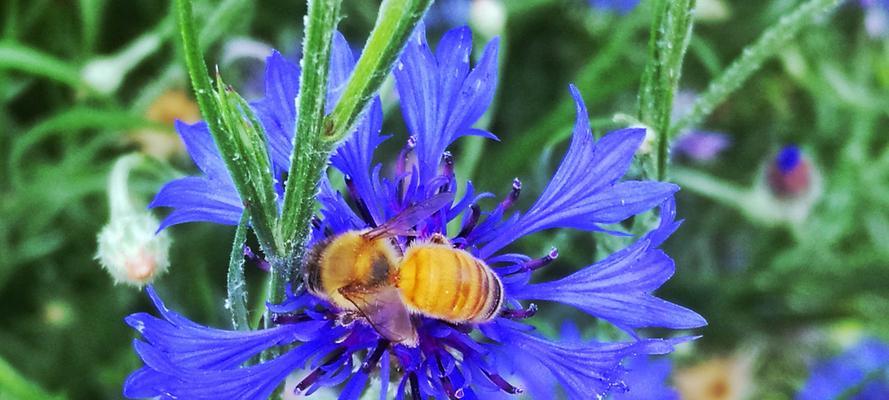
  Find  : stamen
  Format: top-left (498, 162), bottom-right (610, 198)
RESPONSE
top-left (242, 245), bottom-right (270, 271)
top-left (441, 152), bottom-right (455, 180)
top-left (344, 175), bottom-right (374, 225)
top-left (498, 178), bottom-right (522, 210)
top-left (361, 339), bottom-right (390, 373)
top-left (500, 303), bottom-right (538, 320)
top-left (270, 312), bottom-right (311, 325)
top-left (505, 248), bottom-right (558, 275)
top-left (436, 356), bottom-right (461, 399)
top-left (409, 373), bottom-right (421, 400)
top-left (481, 368), bottom-right (523, 395)
top-left (456, 204), bottom-right (481, 242)
top-left (295, 347), bottom-right (347, 393)
top-left (396, 136), bottom-right (417, 176)
top-left (294, 368), bottom-right (323, 393)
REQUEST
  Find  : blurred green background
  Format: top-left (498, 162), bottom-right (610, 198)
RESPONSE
top-left (1, 0), bottom-right (887, 398)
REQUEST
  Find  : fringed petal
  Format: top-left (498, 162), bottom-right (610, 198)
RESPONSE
top-left (395, 24), bottom-right (499, 183)
top-left (510, 201), bottom-right (706, 332)
top-left (484, 320), bottom-right (690, 400)
top-left (478, 86), bottom-right (676, 257)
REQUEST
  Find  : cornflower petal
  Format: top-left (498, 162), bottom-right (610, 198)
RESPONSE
top-left (478, 86), bottom-right (678, 258)
top-left (254, 50), bottom-right (300, 172)
top-left (149, 122), bottom-right (243, 228)
top-left (484, 320), bottom-right (690, 400)
top-left (510, 201), bottom-right (707, 332)
top-left (329, 98), bottom-right (388, 225)
top-left (131, 339), bottom-right (321, 400)
top-left (122, 287), bottom-right (330, 399)
top-left (395, 24), bottom-right (499, 183)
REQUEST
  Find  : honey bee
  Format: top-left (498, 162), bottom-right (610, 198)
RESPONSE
top-left (304, 193), bottom-right (504, 347)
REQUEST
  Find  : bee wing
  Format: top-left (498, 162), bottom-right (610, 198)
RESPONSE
top-left (362, 192), bottom-right (455, 240)
top-left (339, 284), bottom-right (418, 346)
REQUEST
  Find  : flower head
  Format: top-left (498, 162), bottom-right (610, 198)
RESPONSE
top-left (130, 26), bottom-right (704, 399)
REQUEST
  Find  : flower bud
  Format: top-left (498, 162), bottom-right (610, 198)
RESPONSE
top-left (767, 145), bottom-right (812, 199)
top-left (97, 212), bottom-right (171, 287)
top-left (95, 154), bottom-right (171, 287)
top-left (749, 145), bottom-right (821, 226)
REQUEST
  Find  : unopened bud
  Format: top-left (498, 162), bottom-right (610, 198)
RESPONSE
top-left (97, 213), bottom-right (171, 287)
top-left (767, 145), bottom-right (811, 199)
top-left (96, 154), bottom-right (171, 287)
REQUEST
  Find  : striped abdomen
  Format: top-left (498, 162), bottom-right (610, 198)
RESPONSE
top-left (397, 243), bottom-right (503, 323)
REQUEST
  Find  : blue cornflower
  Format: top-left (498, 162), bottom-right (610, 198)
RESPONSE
top-left (797, 338), bottom-right (889, 400)
top-left (131, 25), bottom-right (705, 399)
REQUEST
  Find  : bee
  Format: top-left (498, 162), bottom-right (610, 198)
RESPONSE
top-left (304, 193), bottom-right (504, 347)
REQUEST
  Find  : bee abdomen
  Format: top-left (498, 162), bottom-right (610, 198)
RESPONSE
top-left (399, 246), bottom-right (503, 323)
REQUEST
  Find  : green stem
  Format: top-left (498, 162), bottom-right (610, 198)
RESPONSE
top-left (277, 0), bottom-right (342, 304)
top-left (670, 0), bottom-right (844, 137)
top-left (174, 0), bottom-right (279, 255)
top-left (670, 166), bottom-right (750, 210)
top-left (323, 0), bottom-right (433, 143)
top-left (227, 212), bottom-right (250, 330)
top-left (636, 0), bottom-right (696, 181)
top-left (106, 154), bottom-right (143, 220)
top-left (278, 0), bottom-right (431, 305)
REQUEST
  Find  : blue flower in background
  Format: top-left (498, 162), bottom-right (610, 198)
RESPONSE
top-left (767, 145), bottom-right (812, 199)
top-left (589, 0), bottom-right (641, 13)
top-left (672, 131), bottom-right (732, 163)
top-left (129, 25), bottom-right (704, 399)
top-left (797, 338), bottom-right (889, 400)
top-left (860, 0), bottom-right (889, 37)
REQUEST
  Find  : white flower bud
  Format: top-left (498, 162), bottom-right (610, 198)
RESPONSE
top-left (97, 212), bottom-right (171, 287)
top-left (96, 154), bottom-right (172, 287)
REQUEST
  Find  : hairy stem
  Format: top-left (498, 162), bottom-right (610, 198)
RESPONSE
top-left (323, 0), bottom-right (433, 143)
top-left (670, 0), bottom-right (844, 137)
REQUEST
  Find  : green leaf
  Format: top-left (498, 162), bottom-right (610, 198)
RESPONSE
top-left (0, 42), bottom-right (85, 90)
top-left (227, 212), bottom-right (250, 331)
top-left (323, 0), bottom-right (434, 143)
top-left (277, 0), bottom-right (342, 304)
top-left (0, 355), bottom-right (65, 400)
top-left (637, 0), bottom-right (697, 180)
top-left (212, 75), bottom-right (280, 253)
top-left (174, 0), bottom-right (279, 255)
